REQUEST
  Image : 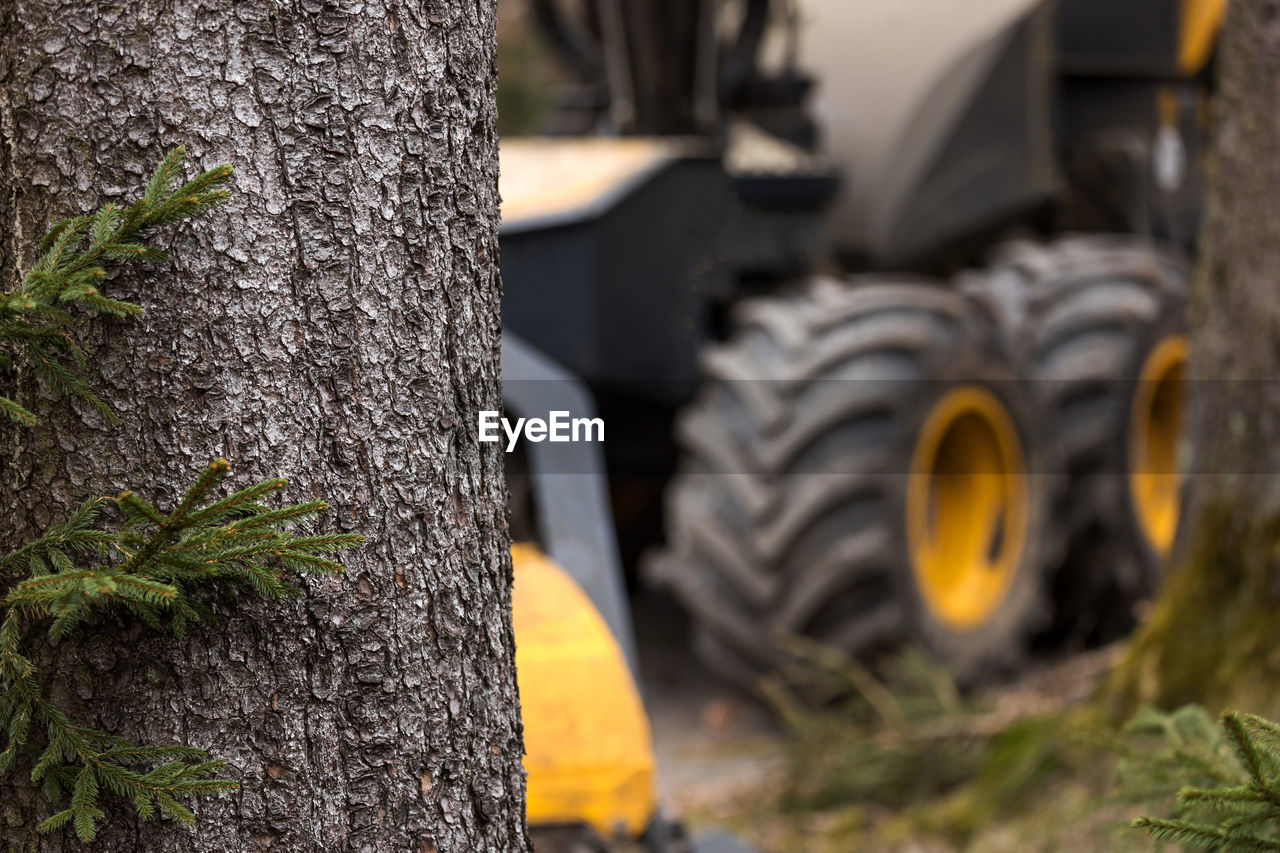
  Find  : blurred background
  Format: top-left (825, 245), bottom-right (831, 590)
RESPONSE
top-left (495, 2), bottom-right (1222, 850)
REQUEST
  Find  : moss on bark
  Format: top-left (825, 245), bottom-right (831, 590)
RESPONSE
top-left (1104, 0), bottom-right (1280, 719)
top-left (1104, 501), bottom-right (1280, 718)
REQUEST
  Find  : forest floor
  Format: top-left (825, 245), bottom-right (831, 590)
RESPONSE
top-left (633, 592), bottom-right (1157, 853)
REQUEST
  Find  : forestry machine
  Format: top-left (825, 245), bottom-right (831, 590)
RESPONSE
top-left (500, 1), bottom-right (1222, 850)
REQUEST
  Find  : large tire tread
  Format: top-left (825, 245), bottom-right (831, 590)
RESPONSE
top-left (967, 235), bottom-right (1189, 641)
top-left (650, 278), bottom-right (1055, 689)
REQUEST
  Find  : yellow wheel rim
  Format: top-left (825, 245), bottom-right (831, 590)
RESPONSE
top-left (1129, 335), bottom-right (1187, 556)
top-left (907, 387), bottom-right (1029, 631)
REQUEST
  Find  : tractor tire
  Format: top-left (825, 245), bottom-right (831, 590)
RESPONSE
top-left (648, 279), bottom-right (1058, 689)
top-left (963, 236), bottom-right (1189, 643)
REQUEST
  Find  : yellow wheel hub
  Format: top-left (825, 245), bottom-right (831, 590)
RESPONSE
top-left (1129, 335), bottom-right (1187, 556)
top-left (907, 387), bottom-right (1029, 631)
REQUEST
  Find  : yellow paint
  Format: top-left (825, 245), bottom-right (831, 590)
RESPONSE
top-left (1179, 0), bottom-right (1226, 74)
top-left (511, 544), bottom-right (657, 840)
top-left (1129, 336), bottom-right (1188, 556)
top-left (499, 138), bottom-right (681, 226)
top-left (907, 387), bottom-right (1029, 631)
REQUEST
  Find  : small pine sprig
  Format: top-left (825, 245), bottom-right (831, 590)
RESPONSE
top-left (0, 146), bottom-right (232, 426)
top-left (1130, 709), bottom-right (1280, 851)
top-left (0, 459), bottom-right (362, 841)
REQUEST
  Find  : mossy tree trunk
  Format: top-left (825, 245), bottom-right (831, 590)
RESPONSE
top-left (1105, 0), bottom-right (1280, 718)
top-left (0, 1), bottom-right (528, 851)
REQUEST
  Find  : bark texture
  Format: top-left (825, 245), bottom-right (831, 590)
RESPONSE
top-left (1105, 0), bottom-right (1280, 717)
top-left (0, 1), bottom-right (527, 851)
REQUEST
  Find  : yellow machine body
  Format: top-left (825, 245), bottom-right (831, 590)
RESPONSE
top-left (1179, 0), bottom-right (1227, 73)
top-left (511, 544), bottom-right (658, 840)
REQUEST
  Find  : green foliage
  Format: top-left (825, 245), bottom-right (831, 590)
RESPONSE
top-left (0, 461), bottom-right (360, 841)
top-left (1113, 705), bottom-right (1244, 811)
top-left (0, 150), bottom-right (361, 842)
top-left (763, 646), bottom-right (978, 811)
top-left (1103, 502), bottom-right (1280, 720)
top-left (0, 146), bottom-right (230, 426)
top-left (1119, 705), bottom-right (1280, 850)
top-left (758, 639), bottom-right (1098, 851)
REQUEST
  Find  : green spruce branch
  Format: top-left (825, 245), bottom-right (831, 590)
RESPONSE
top-left (1124, 706), bottom-right (1280, 850)
top-left (0, 146), bottom-right (230, 426)
top-left (0, 150), bottom-right (362, 842)
top-left (0, 460), bottom-right (360, 841)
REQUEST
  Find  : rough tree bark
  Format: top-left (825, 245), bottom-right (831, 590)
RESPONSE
top-left (0, 1), bottom-right (527, 851)
top-left (1105, 0), bottom-right (1280, 717)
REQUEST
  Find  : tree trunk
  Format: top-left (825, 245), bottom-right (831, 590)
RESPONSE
top-left (1104, 0), bottom-right (1280, 718)
top-left (0, 2), bottom-right (527, 852)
